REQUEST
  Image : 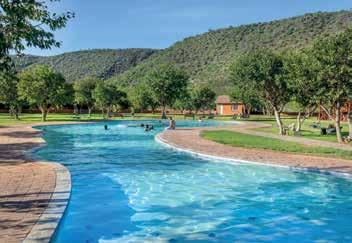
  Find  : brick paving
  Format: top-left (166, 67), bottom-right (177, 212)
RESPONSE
top-left (0, 163), bottom-right (56, 243)
top-left (158, 125), bottom-right (352, 174)
top-left (0, 123), bottom-right (76, 243)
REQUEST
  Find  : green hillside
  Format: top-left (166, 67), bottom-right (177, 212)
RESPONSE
top-left (13, 49), bottom-right (157, 82)
top-left (108, 10), bottom-right (352, 94)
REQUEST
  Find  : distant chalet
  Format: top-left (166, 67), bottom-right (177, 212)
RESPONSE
top-left (215, 95), bottom-right (245, 116)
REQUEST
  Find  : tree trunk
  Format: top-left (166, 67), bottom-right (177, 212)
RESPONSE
top-left (106, 106), bottom-right (111, 119)
top-left (247, 105), bottom-right (252, 116)
top-left (295, 112), bottom-right (302, 132)
top-left (348, 109), bottom-right (352, 138)
top-left (161, 106), bottom-right (167, 119)
top-left (88, 107), bottom-right (92, 117)
top-left (274, 108), bottom-right (284, 135)
top-left (9, 106), bottom-right (19, 120)
top-left (335, 102), bottom-right (343, 143)
top-left (39, 106), bottom-right (48, 122)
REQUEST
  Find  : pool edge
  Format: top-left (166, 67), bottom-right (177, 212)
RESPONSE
top-left (23, 162), bottom-right (71, 243)
top-left (155, 133), bottom-right (352, 179)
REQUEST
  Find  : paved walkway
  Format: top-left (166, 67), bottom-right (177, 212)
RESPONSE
top-left (0, 162), bottom-right (56, 242)
top-left (158, 124), bottom-right (352, 174)
top-left (0, 123), bottom-right (74, 242)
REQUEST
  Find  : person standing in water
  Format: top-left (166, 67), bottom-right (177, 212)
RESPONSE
top-left (167, 117), bottom-right (176, 130)
top-left (104, 124), bottom-right (108, 130)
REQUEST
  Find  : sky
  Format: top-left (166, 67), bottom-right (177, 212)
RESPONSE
top-left (26, 0), bottom-right (352, 56)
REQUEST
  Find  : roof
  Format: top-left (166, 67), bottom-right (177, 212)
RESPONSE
top-left (216, 95), bottom-right (241, 104)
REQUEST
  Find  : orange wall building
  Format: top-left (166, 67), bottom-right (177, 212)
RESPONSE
top-left (215, 95), bottom-right (245, 116)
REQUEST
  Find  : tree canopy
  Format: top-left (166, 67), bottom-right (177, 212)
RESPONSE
top-left (309, 28), bottom-right (352, 142)
top-left (92, 82), bottom-right (127, 118)
top-left (230, 50), bottom-right (291, 134)
top-left (0, 0), bottom-right (73, 71)
top-left (74, 77), bottom-right (99, 116)
top-left (146, 64), bottom-right (189, 118)
top-left (17, 65), bottom-right (67, 121)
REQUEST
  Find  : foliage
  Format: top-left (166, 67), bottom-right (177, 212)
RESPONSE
top-left (310, 28), bottom-right (352, 142)
top-left (74, 77), bottom-right (99, 115)
top-left (108, 10), bottom-right (352, 94)
top-left (127, 81), bottom-right (159, 112)
top-left (17, 65), bottom-right (67, 121)
top-left (92, 82), bottom-right (127, 117)
top-left (173, 87), bottom-right (193, 112)
top-left (230, 49), bottom-right (291, 134)
top-left (231, 77), bottom-right (263, 114)
top-left (146, 64), bottom-right (189, 117)
top-left (14, 49), bottom-right (157, 82)
top-left (0, 0), bottom-right (73, 71)
top-left (283, 50), bottom-right (320, 131)
top-left (0, 70), bottom-right (22, 118)
top-left (191, 86), bottom-right (216, 113)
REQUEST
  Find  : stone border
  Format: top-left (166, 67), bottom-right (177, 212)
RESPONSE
top-left (23, 162), bottom-right (71, 243)
top-left (155, 133), bottom-right (352, 179)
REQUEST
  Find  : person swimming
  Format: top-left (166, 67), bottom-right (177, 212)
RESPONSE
top-left (144, 124), bottom-right (154, 132)
top-left (140, 123), bottom-right (145, 127)
top-left (104, 124), bottom-right (108, 130)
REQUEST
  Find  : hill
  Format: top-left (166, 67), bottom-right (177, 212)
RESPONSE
top-left (108, 10), bottom-right (352, 94)
top-left (13, 49), bottom-right (157, 82)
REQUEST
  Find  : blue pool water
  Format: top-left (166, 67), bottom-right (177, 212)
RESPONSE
top-left (33, 120), bottom-right (352, 243)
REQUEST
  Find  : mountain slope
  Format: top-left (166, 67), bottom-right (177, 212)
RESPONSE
top-left (108, 10), bottom-right (352, 93)
top-left (14, 49), bottom-right (157, 82)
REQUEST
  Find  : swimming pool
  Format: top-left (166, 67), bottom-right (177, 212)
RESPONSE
top-left (34, 120), bottom-right (352, 242)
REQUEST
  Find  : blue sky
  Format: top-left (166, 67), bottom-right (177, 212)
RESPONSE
top-left (26, 0), bottom-right (352, 56)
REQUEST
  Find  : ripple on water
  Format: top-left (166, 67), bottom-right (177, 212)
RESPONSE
top-left (33, 121), bottom-right (352, 243)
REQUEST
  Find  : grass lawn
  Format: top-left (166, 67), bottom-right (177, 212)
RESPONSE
top-left (202, 130), bottom-right (352, 160)
top-left (0, 112), bottom-right (192, 126)
top-left (218, 114), bottom-right (349, 143)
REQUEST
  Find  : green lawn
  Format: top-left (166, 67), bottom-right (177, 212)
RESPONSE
top-left (202, 130), bottom-right (352, 160)
top-left (213, 114), bottom-right (348, 143)
top-left (0, 112), bottom-right (193, 125)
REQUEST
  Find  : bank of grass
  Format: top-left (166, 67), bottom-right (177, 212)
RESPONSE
top-left (213, 115), bottom-right (349, 143)
top-left (202, 130), bottom-right (352, 160)
top-left (0, 112), bottom-right (188, 126)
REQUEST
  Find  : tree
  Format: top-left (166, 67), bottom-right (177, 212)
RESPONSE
top-left (191, 86), bottom-right (216, 114)
top-left (18, 65), bottom-right (67, 121)
top-left (0, 70), bottom-right (22, 119)
top-left (128, 81), bottom-right (159, 113)
top-left (55, 82), bottom-right (74, 109)
top-left (146, 64), bottom-right (189, 119)
top-left (284, 50), bottom-right (320, 132)
top-left (310, 29), bottom-right (352, 142)
top-left (74, 77), bottom-right (99, 116)
top-left (92, 82), bottom-right (127, 118)
top-left (230, 50), bottom-right (292, 135)
top-left (231, 79), bottom-right (262, 116)
top-left (0, 0), bottom-right (74, 71)
top-left (173, 87), bottom-right (193, 113)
